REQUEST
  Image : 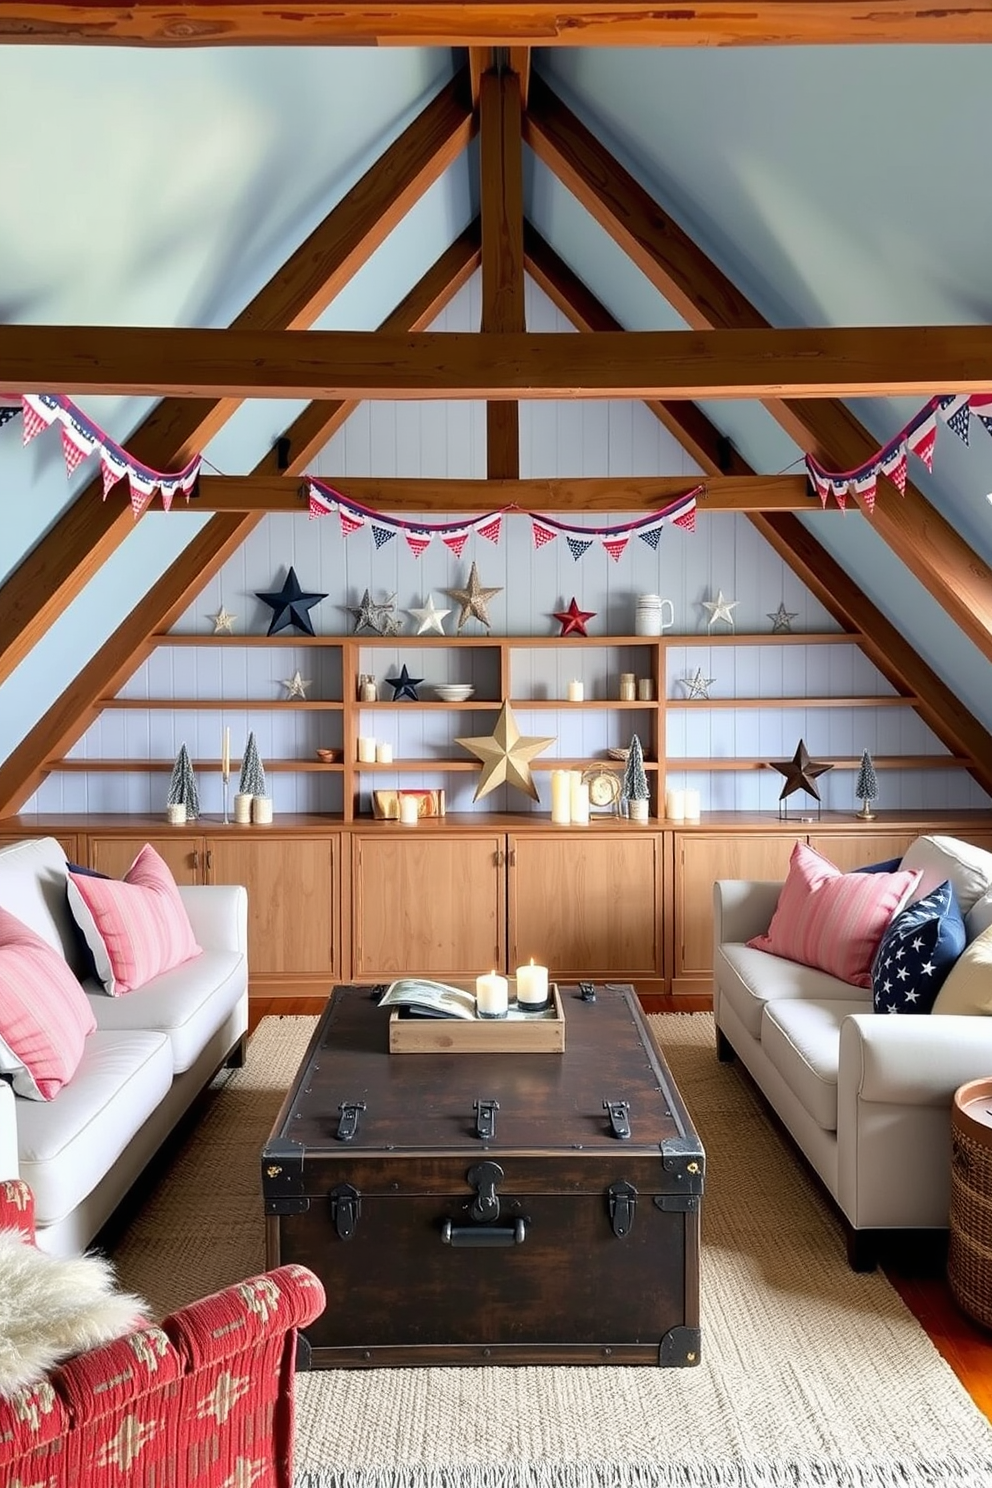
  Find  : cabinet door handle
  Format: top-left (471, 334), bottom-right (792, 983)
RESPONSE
top-left (191, 849), bottom-right (199, 871)
top-left (507, 848), bottom-right (516, 867)
top-left (494, 849), bottom-right (504, 867)
top-left (206, 849), bottom-right (213, 873)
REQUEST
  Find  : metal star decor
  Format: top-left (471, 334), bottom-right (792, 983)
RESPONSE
top-left (386, 665), bottom-right (423, 701)
top-left (407, 594), bottom-right (451, 636)
top-left (769, 739), bottom-right (834, 804)
top-left (256, 567), bottom-right (327, 637)
top-left (348, 589), bottom-right (400, 636)
top-left (209, 605), bottom-right (237, 635)
top-left (281, 669), bottom-right (311, 700)
top-left (681, 668), bottom-right (715, 701)
top-left (456, 701), bottom-right (555, 802)
top-left (553, 598), bottom-right (596, 637)
top-left (768, 602), bottom-right (798, 634)
top-left (445, 563), bottom-right (503, 633)
top-left (702, 590), bottom-right (739, 632)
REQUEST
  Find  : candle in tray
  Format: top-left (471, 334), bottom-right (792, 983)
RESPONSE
top-left (476, 970), bottom-right (508, 1019)
top-left (516, 958), bottom-right (550, 1012)
top-left (550, 769), bottom-right (571, 825)
top-left (221, 727), bottom-right (230, 780)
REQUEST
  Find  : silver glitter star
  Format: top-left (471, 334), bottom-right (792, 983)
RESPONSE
top-left (701, 590), bottom-right (738, 632)
top-left (681, 668), bottom-right (715, 701)
top-left (768, 602), bottom-right (798, 634)
top-left (282, 670), bottom-right (311, 700)
top-left (347, 589), bottom-right (401, 635)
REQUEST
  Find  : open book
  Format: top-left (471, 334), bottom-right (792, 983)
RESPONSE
top-left (378, 979), bottom-right (479, 1020)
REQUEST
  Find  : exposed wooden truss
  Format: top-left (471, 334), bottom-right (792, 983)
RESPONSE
top-left (4, 2), bottom-right (992, 47)
top-left (5, 322), bottom-right (992, 400)
top-left (480, 63), bottom-right (525, 477)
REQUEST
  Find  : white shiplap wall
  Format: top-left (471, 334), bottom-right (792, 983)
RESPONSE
top-left (27, 275), bottom-right (988, 816)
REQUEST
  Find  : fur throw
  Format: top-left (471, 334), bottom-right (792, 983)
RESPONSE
top-left (0, 1228), bottom-right (148, 1395)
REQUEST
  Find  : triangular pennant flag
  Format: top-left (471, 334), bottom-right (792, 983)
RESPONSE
top-left (853, 470), bottom-right (878, 514)
top-left (602, 536), bottom-right (629, 563)
top-left (532, 521), bottom-right (557, 550)
top-left (158, 482), bottom-right (175, 513)
top-left (404, 531), bottom-right (431, 558)
top-left (830, 478), bottom-right (850, 510)
top-left (809, 467), bottom-right (831, 507)
top-left (0, 406), bottom-right (20, 430)
top-left (880, 444), bottom-right (908, 495)
top-left (907, 411), bottom-right (937, 471)
top-left (128, 471), bottom-right (157, 516)
top-left (20, 402), bottom-right (49, 446)
top-left (101, 450), bottom-right (127, 498)
top-left (441, 531), bottom-right (470, 559)
top-left (338, 506), bottom-right (365, 537)
top-left (938, 394), bottom-right (972, 445)
top-left (371, 524), bottom-right (396, 550)
top-left (978, 415), bottom-right (992, 442)
top-left (566, 536), bottom-right (594, 562)
top-left (673, 508), bottom-right (696, 533)
top-left (60, 425), bottom-right (93, 477)
top-left (637, 525), bottom-right (663, 550)
top-left (476, 515), bottom-right (502, 545)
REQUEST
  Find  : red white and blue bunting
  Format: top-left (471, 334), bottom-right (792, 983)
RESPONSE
top-left (307, 478), bottom-right (700, 561)
top-left (0, 392), bottom-right (201, 513)
top-left (805, 394), bottom-right (992, 512)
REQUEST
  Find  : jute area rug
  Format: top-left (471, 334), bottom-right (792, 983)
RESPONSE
top-left (111, 1013), bottom-right (992, 1488)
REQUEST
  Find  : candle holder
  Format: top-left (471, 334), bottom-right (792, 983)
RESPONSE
top-left (222, 772), bottom-right (230, 825)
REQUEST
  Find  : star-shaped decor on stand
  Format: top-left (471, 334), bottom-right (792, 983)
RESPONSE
top-left (347, 589), bottom-right (400, 636)
top-left (701, 590), bottom-right (739, 632)
top-left (256, 568), bottom-right (327, 637)
top-left (768, 602), bottom-right (798, 634)
top-left (209, 605), bottom-right (237, 635)
top-left (456, 701), bottom-right (555, 802)
top-left (386, 665), bottom-right (423, 701)
top-left (553, 598), bottom-right (596, 637)
top-left (281, 670), bottom-right (311, 700)
top-left (407, 594), bottom-right (451, 636)
top-left (769, 739), bottom-right (834, 803)
top-left (445, 563), bottom-right (503, 632)
top-left (681, 668), bottom-right (715, 701)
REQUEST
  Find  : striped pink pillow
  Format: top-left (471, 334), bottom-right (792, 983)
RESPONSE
top-left (747, 841), bottom-right (923, 988)
top-left (67, 844), bottom-right (202, 996)
top-left (0, 908), bottom-right (96, 1100)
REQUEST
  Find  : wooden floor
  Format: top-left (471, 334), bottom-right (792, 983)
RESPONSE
top-left (249, 993), bottom-right (992, 1419)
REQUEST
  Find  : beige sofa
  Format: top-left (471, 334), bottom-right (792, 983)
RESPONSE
top-left (713, 834), bottom-right (992, 1269)
top-left (0, 836), bottom-right (248, 1255)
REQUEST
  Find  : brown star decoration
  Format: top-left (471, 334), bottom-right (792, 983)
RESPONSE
top-left (769, 739), bottom-right (834, 804)
top-left (445, 563), bottom-right (503, 633)
top-left (456, 701), bottom-right (555, 802)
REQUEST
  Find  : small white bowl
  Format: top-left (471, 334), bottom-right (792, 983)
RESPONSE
top-left (434, 684), bottom-right (475, 702)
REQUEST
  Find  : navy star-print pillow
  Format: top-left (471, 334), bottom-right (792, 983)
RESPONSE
top-left (870, 880), bottom-right (965, 1014)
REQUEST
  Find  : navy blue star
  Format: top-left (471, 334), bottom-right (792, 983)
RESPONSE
top-left (386, 665), bottom-right (423, 701)
top-left (255, 567), bottom-right (327, 637)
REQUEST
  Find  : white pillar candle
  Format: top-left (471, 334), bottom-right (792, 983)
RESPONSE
top-left (399, 794), bottom-right (420, 824)
top-left (221, 727), bottom-right (230, 779)
top-left (357, 736), bottom-right (377, 763)
top-left (550, 769), bottom-right (571, 825)
top-left (571, 780), bottom-right (590, 826)
top-left (665, 788), bottom-right (685, 822)
top-left (683, 788), bottom-right (701, 822)
top-left (376, 741), bottom-right (394, 764)
top-left (476, 970), bottom-right (508, 1019)
top-left (516, 959), bottom-right (550, 1009)
top-left (567, 679), bottom-right (584, 702)
top-left (233, 793), bottom-right (253, 824)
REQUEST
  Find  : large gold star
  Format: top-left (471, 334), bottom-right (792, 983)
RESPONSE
top-left (456, 701), bottom-right (555, 802)
top-left (769, 739), bottom-right (834, 803)
top-left (445, 563), bottom-right (503, 632)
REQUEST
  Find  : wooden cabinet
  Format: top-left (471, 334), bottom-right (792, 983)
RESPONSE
top-left (508, 831), bottom-right (663, 980)
top-left (806, 830), bottom-right (920, 873)
top-left (206, 834), bottom-right (341, 982)
top-left (88, 834), bottom-right (202, 884)
top-left (674, 832), bottom-right (799, 992)
top-left (351, 830), bottom-right (505, 979)
top-left (0, 830), bottom-right (79, 863)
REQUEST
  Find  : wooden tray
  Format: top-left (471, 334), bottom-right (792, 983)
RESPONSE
top-left (389, 983), bottom-right (564, 1054)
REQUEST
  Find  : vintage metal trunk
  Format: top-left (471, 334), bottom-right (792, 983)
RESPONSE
top-left (262, 982), bottom-right (703, 1368)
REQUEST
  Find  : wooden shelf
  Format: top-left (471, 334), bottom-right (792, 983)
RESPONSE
top-left (98, 698), bottom-right (346, 711)
top-left (668, 756), bottom-right (967, 772)
top-left (151, 634), bottom-right (342, 647)
top-left (51, 758), bottom-right (346, 773)
top-left (667, 695), bottom-right (915, 709)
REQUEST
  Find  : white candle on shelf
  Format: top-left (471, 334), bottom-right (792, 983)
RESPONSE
top-left (665, 788), bottom-right (686, 822)
top-left (567, 679), bottom-right (584, 703)
top-left (684, 788), bottom-right (701, 822)
top-left (516, 958), bottom-right (550, 1010)
top-left (357, 736), bottom-right (377, 763)
top-left (252, 795), bottom-right (273, 825)
top-left (571, 780), bottom-right (590, 826)
top-left (376, 742), bottom-right (394, 764)
top-left (233, 793), bottom-right (252, 824)
top-left (475, 970), bottom-right (508, 1019)
top-left (221, 727), bottom-right (230, 780)
top-left (550, 769), bottom-right (571, 825)
top-left (399, 794), bottom-right (419, 825)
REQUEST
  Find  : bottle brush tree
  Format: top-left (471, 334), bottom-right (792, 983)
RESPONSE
top-left (855, 748), bottom-right (878, 820)
top-left (238, 731), bottom-right (267, 797)
top-left (621, 734), bottom-right (650, 803)
top-left (167, 743), bottom-right (200, 820)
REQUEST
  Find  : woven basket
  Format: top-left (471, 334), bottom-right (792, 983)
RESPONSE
top-left (949, 1077), bottom-right (992, 1329)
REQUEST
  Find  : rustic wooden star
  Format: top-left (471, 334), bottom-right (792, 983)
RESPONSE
top-left (281, 669), bottom-right (311, 700)
top-left (553, 598), bottom-right (596, 637)
top-left (681, 668), bottom-right (715, 700)
top-left (769, 739), bottom-right (834, 802)
top-left (445, 563), bottom-right (503, 632)
top-left (209, 605), bottom-right (237, 635)
top-left (702, 589), bottom-right (739, 632)
top-left (456, 701), bottom-right (555, 802)
top-left (407, 594), bottom-right (451, 636)
top-left (768, 602), bottom-right (798, 634)
top-left (256, 567), bottom-right (326, 637)
top-left (386, 665), bottom-right (423, 701)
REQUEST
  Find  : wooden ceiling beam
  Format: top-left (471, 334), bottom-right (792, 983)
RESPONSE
top-left (0, 229), bottom-right (481, 817)
top-left (0, 69), bottom-right (475, 692)
top-left (525, 72), bottom-right (992, 666)
top-left (194, 472), bottom-right (808, 511)
top-left (524, 226), bottom-right (992, 796)
top-left (4, 3), bottom-right (992, 47)
top-left (480, 64), bottom-right (525, 479)
top-left (7, 322), bottom-right (992, 400)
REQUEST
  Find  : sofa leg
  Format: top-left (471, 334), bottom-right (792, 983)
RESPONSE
top-left (715, 1027), bottom-right (736, 1063)
top-left (844, 1221), bottom-right (877, 1272)
top-left (226, 1033), bottom-right (248, 1070)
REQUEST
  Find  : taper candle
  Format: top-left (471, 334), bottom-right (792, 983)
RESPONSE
top-left (221, 727), bottom-right (230, 780)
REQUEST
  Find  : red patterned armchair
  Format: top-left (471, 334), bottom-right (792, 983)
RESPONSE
top-left (0, 1179), bottom-right (325, 1488)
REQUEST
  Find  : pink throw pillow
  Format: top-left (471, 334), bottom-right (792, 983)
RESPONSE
top-left (66, 844), bottom-right (202, 996)
top-left (0, 908), bottom-right (96, 1100)
top-left (747, 841), bottom-right (923, 988)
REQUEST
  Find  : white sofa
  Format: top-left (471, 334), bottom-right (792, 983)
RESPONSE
top-left (0, 836), bottom-right (248, 1256)
top-left (713, 836), bottom-right (992, 1270)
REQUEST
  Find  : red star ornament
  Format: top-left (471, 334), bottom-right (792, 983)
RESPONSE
top-left (553, 598), bottom-right (596, 637)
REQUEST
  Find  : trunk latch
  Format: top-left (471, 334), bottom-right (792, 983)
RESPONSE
top-left (330, 1183), bottom-right (361, 1240)
top-left (608, 1180), bottom-right (637, 1238)
top-left (603, 1099), bottom-right (631, 1139)
top-left (467, 1160), bottom-right (503, 1221)
top-left (474, 1098), bottom-right (499, 1141)
top-left (336, 1100), bottom-right (366, 1142)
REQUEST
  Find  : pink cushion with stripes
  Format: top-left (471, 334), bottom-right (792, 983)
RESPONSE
top-left (66, 844), bottom-right (202, 996)
top-left (747, 841), bottom-right (923, 988)
top-left (0, 908), bottom-right (96, 1100)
